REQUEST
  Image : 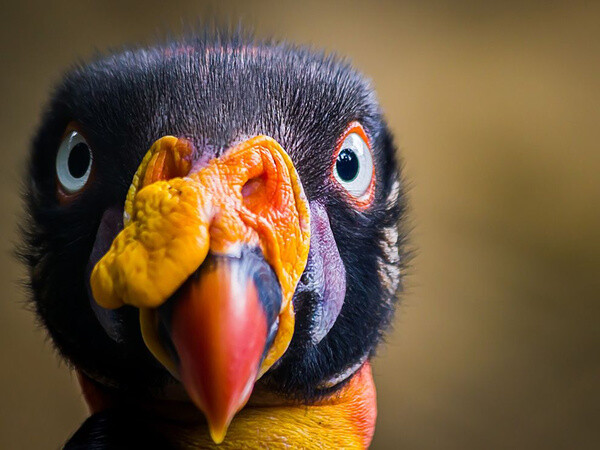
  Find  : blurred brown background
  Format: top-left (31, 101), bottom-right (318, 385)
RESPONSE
top-left (1, 1), bottom-right (598, 448)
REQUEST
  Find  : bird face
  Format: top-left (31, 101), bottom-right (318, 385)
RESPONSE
top-left (22, 37), bottom-right (405, 444)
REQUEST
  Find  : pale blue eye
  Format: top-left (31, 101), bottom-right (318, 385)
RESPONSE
top-left (56, 131), bottom-right (92, 193)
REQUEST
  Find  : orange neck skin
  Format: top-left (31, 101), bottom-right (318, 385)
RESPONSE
top-left (78, 362), bottom-right (377, 449)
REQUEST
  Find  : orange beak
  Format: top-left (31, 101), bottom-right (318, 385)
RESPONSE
top-left (166, 251), bottom-right (282, 443)
top-left (90, 136), bottom-right (310, 443)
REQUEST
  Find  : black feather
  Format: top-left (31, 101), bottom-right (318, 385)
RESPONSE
top-left (64, 409), bottom-right (174, 449)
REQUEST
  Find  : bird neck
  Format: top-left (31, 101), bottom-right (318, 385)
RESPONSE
top-left (77, 362), bottom-right (377, 448)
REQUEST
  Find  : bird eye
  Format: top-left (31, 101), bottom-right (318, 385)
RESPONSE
top-left (56, 130), bottom-right (93, 194)
top-left (332, 124), bottom-right (374, 203)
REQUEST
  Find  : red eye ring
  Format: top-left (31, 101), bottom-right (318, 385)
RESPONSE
top-left (330, 121), bottom-right (376, 209)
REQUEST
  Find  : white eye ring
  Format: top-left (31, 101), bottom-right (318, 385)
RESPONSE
top-left (56, 130), bottom-right (93, 194)
top-left (333, 132), bottom-right (374, 199)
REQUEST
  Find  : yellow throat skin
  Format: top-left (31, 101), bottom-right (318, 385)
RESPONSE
top-left (80, 362), bottom-right (377, 449)
top-left (170, 363), bottom-right (376, 449)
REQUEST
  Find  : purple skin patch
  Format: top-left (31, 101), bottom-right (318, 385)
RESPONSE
top-left (296, 201), bottom-right (346, 345)
top-left (86, 206), bottom-right (125, 342)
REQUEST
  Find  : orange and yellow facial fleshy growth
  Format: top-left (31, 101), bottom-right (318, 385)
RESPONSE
top-left (89, 135), bottom-right (376, 447)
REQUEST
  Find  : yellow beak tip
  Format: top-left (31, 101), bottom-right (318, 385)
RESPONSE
top-left (208, 424), bottom-right (229, 445)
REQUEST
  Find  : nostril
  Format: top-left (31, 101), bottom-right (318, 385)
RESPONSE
top-left (242, 174), bottom-right (273, 213)
top-left (242, 175), bottom-right (265, 198)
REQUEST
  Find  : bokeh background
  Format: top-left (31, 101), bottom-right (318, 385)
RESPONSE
top-left (1, 1), bottom-right (598, 448)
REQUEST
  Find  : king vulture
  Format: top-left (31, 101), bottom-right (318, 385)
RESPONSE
top-left (21, 32), bottom-right (406, 449)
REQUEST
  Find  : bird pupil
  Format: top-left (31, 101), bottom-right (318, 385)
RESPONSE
top-left (336, 149), bottom-right (359, 182)
top-left (68, 143), bottom-right (90, 178)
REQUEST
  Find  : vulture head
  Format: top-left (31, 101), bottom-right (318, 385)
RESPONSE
top-left (21, 33), bottom-right (406, 448)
